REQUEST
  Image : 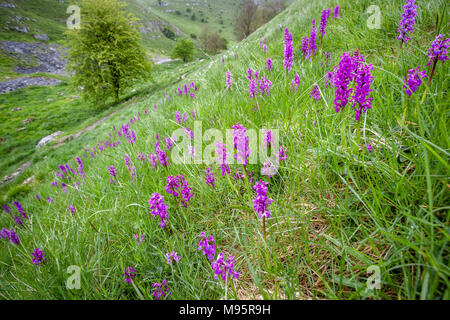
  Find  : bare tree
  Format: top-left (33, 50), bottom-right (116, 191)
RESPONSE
top-left (234, 0), bottom-right (259, 41)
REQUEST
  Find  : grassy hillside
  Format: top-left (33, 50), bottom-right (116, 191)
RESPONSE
top-left (0, 0), bottom-right (448, 300)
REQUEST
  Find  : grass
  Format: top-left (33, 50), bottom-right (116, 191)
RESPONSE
top-left (0, 0), bottom-right (449, 300)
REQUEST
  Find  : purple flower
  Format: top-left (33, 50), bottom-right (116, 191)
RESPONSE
top-left (252, 180), bottom-right (273, 219)
top-left (263, 130), bottom-right (272, 148)
top-left (397, 0), bottom-right (418, 44)
top-left (278, 146), bottom-right (287, 162)
top-left (334, 5), bottom-right (339, 19)
top-left (166, 251), bottom-right (181, 265)
top-left (121, 124), bottom-right (136, 144)
top-left (300, 36), bottom-right (309, 57)
top-left (190, 110), bottom-right (196, 120)
top-left (261, 159), bottom-right (278, 178)
top-left (258, 77), bottom-right (272, 96)
top-left (211, 252), bottom-right (240, 282)
top-left (0, 228), bottom-right (20, 245)
top-left (134, 234), bottom-right (145, 245)
top-left (35, 194), bottom-right (41, 201)
top-left (13, 201), bottom-right (27, 219)
top-left (109, 166), bottom-right (118, 177)
top-left (124, 154), bottom-right (136, 180)
top-left (46, 196), bottom-right (53, 204)
top-left (368, 142), bottom-right (373, 153)
top-left (319, 9), bottom-right (331, 38)
top-left (216, 142), bottom-right (231, 176)
top-left (426, 34), bottom-right (449, 66)
top-left (232, 123), bottom-right (251, 167)
top-left (248, 76), bottom-right (259, 99)
top-left (198, 232), bottom-right (215, 262)
top-left (148, 152), bottom-right (158, 169)
top-left (31, 248), bottom-right (46, 266)
top-left (152, 280), bottom-right (170, 300)
top-left (205, 168), bottom-right (215, 187)
top-left (310, 84), bottom-right (321, 101)
top-left (266, 58), bottom-right (273, 71)
top-left (403, 66), bottom-right (427, 95)
top-left (68, 204), bottom-right (76, 215)
top-left (290, 73), bottom-right (301, 91)
top-left (3, 204), bottom-right (10, 214)
top-left (351, 62), bottom-right (374, 121)
top-left (175, 111), bottom-right (182, 125)
top-left (226, 70), bottom-right (232, 90)
top-left (165, 137), bottom-right (174, 150)
top-left (283, 28), bottom-right (294, 72)
top-left (308, 19), bottom-right (317, 58)
top-left (149, 193), bottom-right (169, 228)
top-left (14, 215), bottom-right (23, 226)
top-left (156, 145), bottom-right (170, 167)
top-left (122, 266), bottom-right (136, 285)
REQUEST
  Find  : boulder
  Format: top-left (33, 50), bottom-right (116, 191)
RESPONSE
top-left (36, 131), bottom-right (64, 149)
top-left (34, 34), bottom-right (50, 41)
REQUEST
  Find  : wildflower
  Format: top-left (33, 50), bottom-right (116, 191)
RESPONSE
top-left (319, 9), bottom-right (331, 38)
top-left (252, 180), bottom-right (273, 219)
top-left (266, 58), bottom-right (273, 71)
top-left (226, 70), bottom-right (232, 90)
top-left (334, 5), bottom-right (339, 19)
top-left (198, 232), bottom-right (215, 262)
top-left (134, 234), bottom-right (145, 245)
top-left (352, 62), bottom-right (374, 121)
top-left (109, 166), bottom-right (118, 177)
top-left (0, 228), bottom-right (20, 245)
top-left (188, 145), bottom-right (196, 158)
top-left (184, 128), bottom-right (194, 140)
top-left (247, 68), bottom-right (253, 80)
top-left (165, 137), bottom-right (174, 150)
top-left (13, 201), bottom-right (27, 219)
top-left (397, 0), bottom-right (418, 44)
top-left (121, 124), bottom-right (136, 144)
top-left (426, 34), bottom-right (449, 66)
top-left (308, 19), bottom-right (317, 58)
top-left (403, 66), bottom-right (427, 95)
top-left (179, 177), bottom-right (193, 207)
top-left (216, 142), bottom-right (231, 176)
top-left (68, 204), bottom-right (76, 215)
top-left (263, 130), bottom-right (273, 148)
top-left (290, 73), bottom-right (301, 91)
top-left (205, 168), bottom-right (215, 187)
top-left (122, 266), bottom-right (136, 285)
top-left (190, 110), bottom-right (196, 120)
top-left (14, 215), bottom-right (23, 226)
top-left (261, 159), bottom-right (278, 178)
top-left (152, 280), bottom-right (170, 300)
top-left (3, 204), bottom-right (10, 213)
top-left (31, 248), bottom-right (46, 266)
top-left (61, 182), bottom-right (67, 193)
top-left (300, 36), bottom-right (309, 57)
top-left (124, 154), bottom-right (136, 180)
top-left (149, 193), bottom-right (169, 228)
top-left (156, 145), bottom-right (170, 167)
top-left (175, 111), bottom-right (182, 124)
top-left (46, 197), bottom-right (53, 204)
top-left (138, 152), bottom-right (146, 161)
top-left (310, 84), bottom-right (321, 101)
top-left (166, 251), bottom-right (181, 265)
top-left (258, 77), bottom-right (272, 96)
top-left (283, 28), bottom-right (294, 72)
top-left (211, 253), bottom-right (240, 282)
top-left (148, 152), bottom-right (158, 169)
top-left (248, 76), bottom-right (259, 99)
top-left (278, 146), bottom-right (287, 162)
top-left (182, 113), bottom-right (188, 122)
top-left (324, 51), bottom-right (331, 66)
top-left (232, 123), bottom-right (251, 167)
top-left (368, 142), bottom-right (373, 153)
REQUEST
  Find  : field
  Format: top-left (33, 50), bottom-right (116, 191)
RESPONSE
top-left (0, 0), bottom-right (449, 300)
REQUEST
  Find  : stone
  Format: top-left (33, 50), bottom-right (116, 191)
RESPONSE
top-left (36, 131), bottom-right (64, 149)
top-left (11, 107), bottom-right (21, 111)
top-left (0, 3), bottom-right (15, 8)
top-left (34, 34), bottom-right (50, 41)
top-left (14, 26), bottom-right (28, 33)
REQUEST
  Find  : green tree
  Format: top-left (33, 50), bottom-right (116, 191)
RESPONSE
top-left (171, 39), bottom-right (195, 63)
top-left (65, 0), bottom-right (151, 104)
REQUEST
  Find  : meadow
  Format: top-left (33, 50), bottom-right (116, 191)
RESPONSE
top-left (0, 0), bottom-right (448, 300)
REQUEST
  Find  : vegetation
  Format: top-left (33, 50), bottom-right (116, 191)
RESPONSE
top-left (65, 0), bottom-right (151, 104)
top-left (171, 39), bottom-right (195, 62)
top-left (0, 0), bottom-right (448, 301)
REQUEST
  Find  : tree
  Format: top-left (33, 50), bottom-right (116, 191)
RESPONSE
top-left (65, 0), bottom-right (151, 104)
top-left (171, 39), bottom-right (195, 62)
top-left (234, 0), bottom-right (259, 41)
top-left (200, 28), bottom-right (228, 55)
top-left (162, 26), bottom-right (176, 40)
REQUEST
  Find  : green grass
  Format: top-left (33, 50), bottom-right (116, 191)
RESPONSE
top-left (0, 0), bottom-right (449, 300)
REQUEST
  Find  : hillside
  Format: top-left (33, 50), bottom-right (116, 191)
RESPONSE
top-left (0, 0), bottom-right (448, 301)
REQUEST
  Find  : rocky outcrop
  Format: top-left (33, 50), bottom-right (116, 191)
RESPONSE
top-left (0, 76), bottom-right (62, 94)
top-left (0, 41), bottom-right (67, 75)
top-left (36, 131), bottom-right (64, 149)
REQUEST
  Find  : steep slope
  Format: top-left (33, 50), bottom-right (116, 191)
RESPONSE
top-left (0, 0), bottom-right (448, 300)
